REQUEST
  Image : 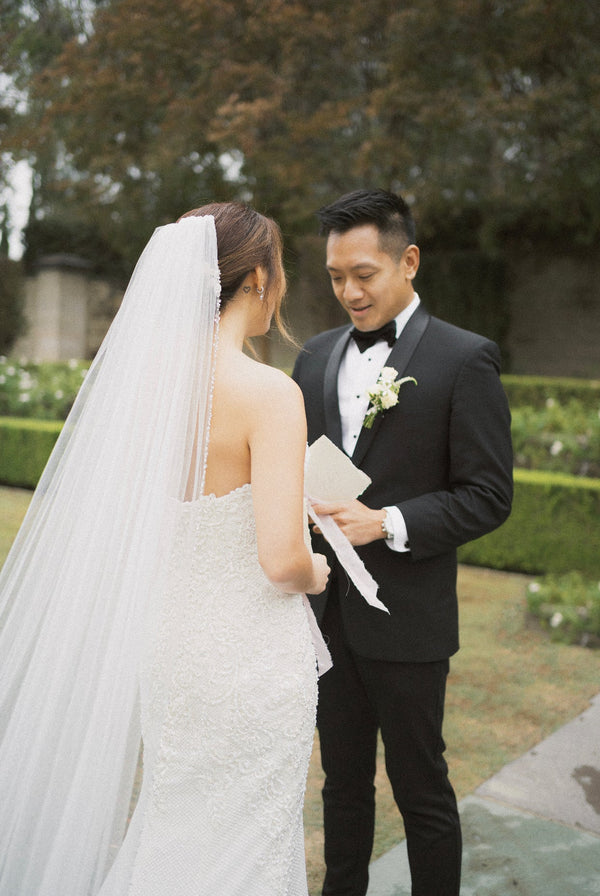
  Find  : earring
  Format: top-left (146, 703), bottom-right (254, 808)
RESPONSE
top-left (257, 286), bottom-right (265, 300)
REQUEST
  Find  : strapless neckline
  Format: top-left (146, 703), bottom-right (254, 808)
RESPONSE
top-left (181, 482), bottom-right (252, 506)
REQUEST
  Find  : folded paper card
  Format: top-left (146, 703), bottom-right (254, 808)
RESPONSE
top-left (305, 435), bottom-right (371, 502)
top-left (305, 436), bottom-right (388, 614)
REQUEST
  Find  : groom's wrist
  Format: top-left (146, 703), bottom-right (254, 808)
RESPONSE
top-left (382, 506), bottom-right (411, 553)
top-left (380, 510), bottom-right (394, 541)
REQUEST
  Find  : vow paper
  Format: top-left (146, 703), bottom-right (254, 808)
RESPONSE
top-left (305, 436), bottom-right (388, 614)
top-left (305, 435), bottom-right (371, 502)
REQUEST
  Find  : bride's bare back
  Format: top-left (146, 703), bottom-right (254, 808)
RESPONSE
top-left (203, 342), bottom-right (328, 596)
top-left (202, 350), bottom-right (257, 499)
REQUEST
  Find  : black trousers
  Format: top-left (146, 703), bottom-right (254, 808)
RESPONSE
top-left (317, 595), bottom-right (462, 896)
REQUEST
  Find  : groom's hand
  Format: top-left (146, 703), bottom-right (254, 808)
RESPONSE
top-left (310, 500), bottom-right (386, 547)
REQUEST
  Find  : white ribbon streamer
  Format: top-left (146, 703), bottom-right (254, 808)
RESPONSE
top-left (307, 502), bottom-right (390, 615)
top-left (301, 595), bottom-right (333, 676)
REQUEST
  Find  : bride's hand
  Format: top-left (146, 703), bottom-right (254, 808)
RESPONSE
top-left (306, 553), bottom-right (330, 595)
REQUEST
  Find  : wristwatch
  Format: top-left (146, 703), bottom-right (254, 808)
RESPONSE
top-left (381, 510), bottom-right (394, 541)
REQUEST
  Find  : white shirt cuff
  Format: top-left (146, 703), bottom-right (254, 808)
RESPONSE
top-left (383, 505), bottom-right (410, 553)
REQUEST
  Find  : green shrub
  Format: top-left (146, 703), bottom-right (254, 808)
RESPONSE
top-left (502, 374), bottom-right (600, 411)
top-left (0, 357), bottom-right (89, 420)
top-left (0, 417), bottom-right (62, 488)
top-left (458, 468), bottom-right (600, 578)
top-left (511, 399), bottom-right (600, 478)
top-left (526, 572), bottom-right (600, 648)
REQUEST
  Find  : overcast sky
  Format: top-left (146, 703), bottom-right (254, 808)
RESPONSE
top-left (2, 160), bottom-right (33, 260)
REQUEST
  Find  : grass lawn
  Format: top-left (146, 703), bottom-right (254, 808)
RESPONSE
top-left (304, 571), bottom-right (600, 893)
top-left (0, 486), bottom-right (32, 564)
top-left (2, 486), bottom-right (599, 895)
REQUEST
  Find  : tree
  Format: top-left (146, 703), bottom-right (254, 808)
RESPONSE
top-left (0, 1), bottom-right (108, 263)
top-left (0, 257), bottom-right (25, 353)
top-left (1, 2), bottom-right (91, 196)
top-left (3, 0), bottom-right (600, 271)
top-left (361, 0), bottom-right (600, 249)
top-left (14, 0), bottom-right (376, 266)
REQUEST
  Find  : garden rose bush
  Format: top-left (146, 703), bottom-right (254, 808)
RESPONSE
top-left (2, 360), bottom-right (600, 480)
top-left (0, 357), bottom-right (89, 420)
top-left (526, 572), bottom-right (600, 648)
top-left (511, 399), bottom-right (600, 478)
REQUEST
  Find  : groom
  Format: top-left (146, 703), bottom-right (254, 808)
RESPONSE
top-left (292, 189), bottom-right (513, 896)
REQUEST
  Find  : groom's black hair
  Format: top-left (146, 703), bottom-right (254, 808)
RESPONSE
top-left (316, 189), bottom-right (416, 260)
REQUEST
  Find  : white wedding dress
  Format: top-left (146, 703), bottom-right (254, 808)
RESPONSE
top-left (100, 483), bottom-right (318, 896)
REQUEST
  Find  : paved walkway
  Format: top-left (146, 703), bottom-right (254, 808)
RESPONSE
top-left (367, 693), bottom-right (600, 895)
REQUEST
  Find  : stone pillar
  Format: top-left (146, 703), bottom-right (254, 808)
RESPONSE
top-left (15, 255), bottom-right (92, 361)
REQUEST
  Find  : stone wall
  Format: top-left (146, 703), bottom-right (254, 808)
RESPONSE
top-left (274, 242), bottom-right (600, 378)
top-left (14, 246), bottom-right (600, 379)
top-left (505, 251), bottom-right (600, 378)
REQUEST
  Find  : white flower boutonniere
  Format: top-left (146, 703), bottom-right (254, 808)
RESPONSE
top-left (363, 366), bottom-right (417, 429)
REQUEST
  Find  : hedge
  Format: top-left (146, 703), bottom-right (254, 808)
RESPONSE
top-left (458, 468), bottom-right (600, 578)
top-left (502, 374), bottom-right (600, 411)
top-left (0, 417), bottom-right (62, 489)
top-left (2, 418), bottom-right (599, 580)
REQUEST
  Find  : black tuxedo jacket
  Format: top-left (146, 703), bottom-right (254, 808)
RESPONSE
top-left (292, 304), bottom-right (513, 663)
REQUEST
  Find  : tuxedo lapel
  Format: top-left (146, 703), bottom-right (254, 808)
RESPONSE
top-left (352, 306), bottom-right (430, 467)
top-left (323, 328), bottom-right (352, 452)
top-left (384, 304), bottom-right (429, 379)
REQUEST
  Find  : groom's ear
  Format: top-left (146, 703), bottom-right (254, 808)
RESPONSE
top-left (402, 245), bottom-right (420, 281)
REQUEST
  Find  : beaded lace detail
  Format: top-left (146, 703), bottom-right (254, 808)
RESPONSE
top-left (121, 484), bottom-right (317, 896)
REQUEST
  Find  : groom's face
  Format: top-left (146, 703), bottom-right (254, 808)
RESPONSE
top-left (325, 224), bottom-right (418, 332)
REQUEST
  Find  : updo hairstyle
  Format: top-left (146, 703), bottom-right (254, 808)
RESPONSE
top-left (180, 202), bottom-right (289, 337)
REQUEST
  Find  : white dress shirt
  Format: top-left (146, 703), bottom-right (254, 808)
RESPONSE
top-left (337, 294), bottom-right (420, 552)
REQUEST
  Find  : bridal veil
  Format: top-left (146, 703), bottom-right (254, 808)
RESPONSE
top-left (0, 216), bottom-right (221, 894)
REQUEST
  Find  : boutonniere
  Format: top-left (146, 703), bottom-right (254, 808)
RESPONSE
top-left (363, 367), bottom-right (417, 429)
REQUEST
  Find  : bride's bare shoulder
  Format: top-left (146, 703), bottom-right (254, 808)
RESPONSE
top-left (230, 355), bottom-right (304, 419)
top-left (233, 354), bottom-right (296, 388)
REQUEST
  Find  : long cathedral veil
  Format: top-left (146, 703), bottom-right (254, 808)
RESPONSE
top-left (0, 216), bottom-right (221, 894)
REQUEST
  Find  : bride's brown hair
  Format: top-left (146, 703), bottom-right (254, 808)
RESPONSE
top-left (180, 202), bottom-right (292, 342)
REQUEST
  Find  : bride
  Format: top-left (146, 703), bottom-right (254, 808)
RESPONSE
top-left (0, 203), bottom-right (330, 895)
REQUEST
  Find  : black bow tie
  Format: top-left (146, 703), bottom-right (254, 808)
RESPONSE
top-left (350, 321), bottom-right (397, 353)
